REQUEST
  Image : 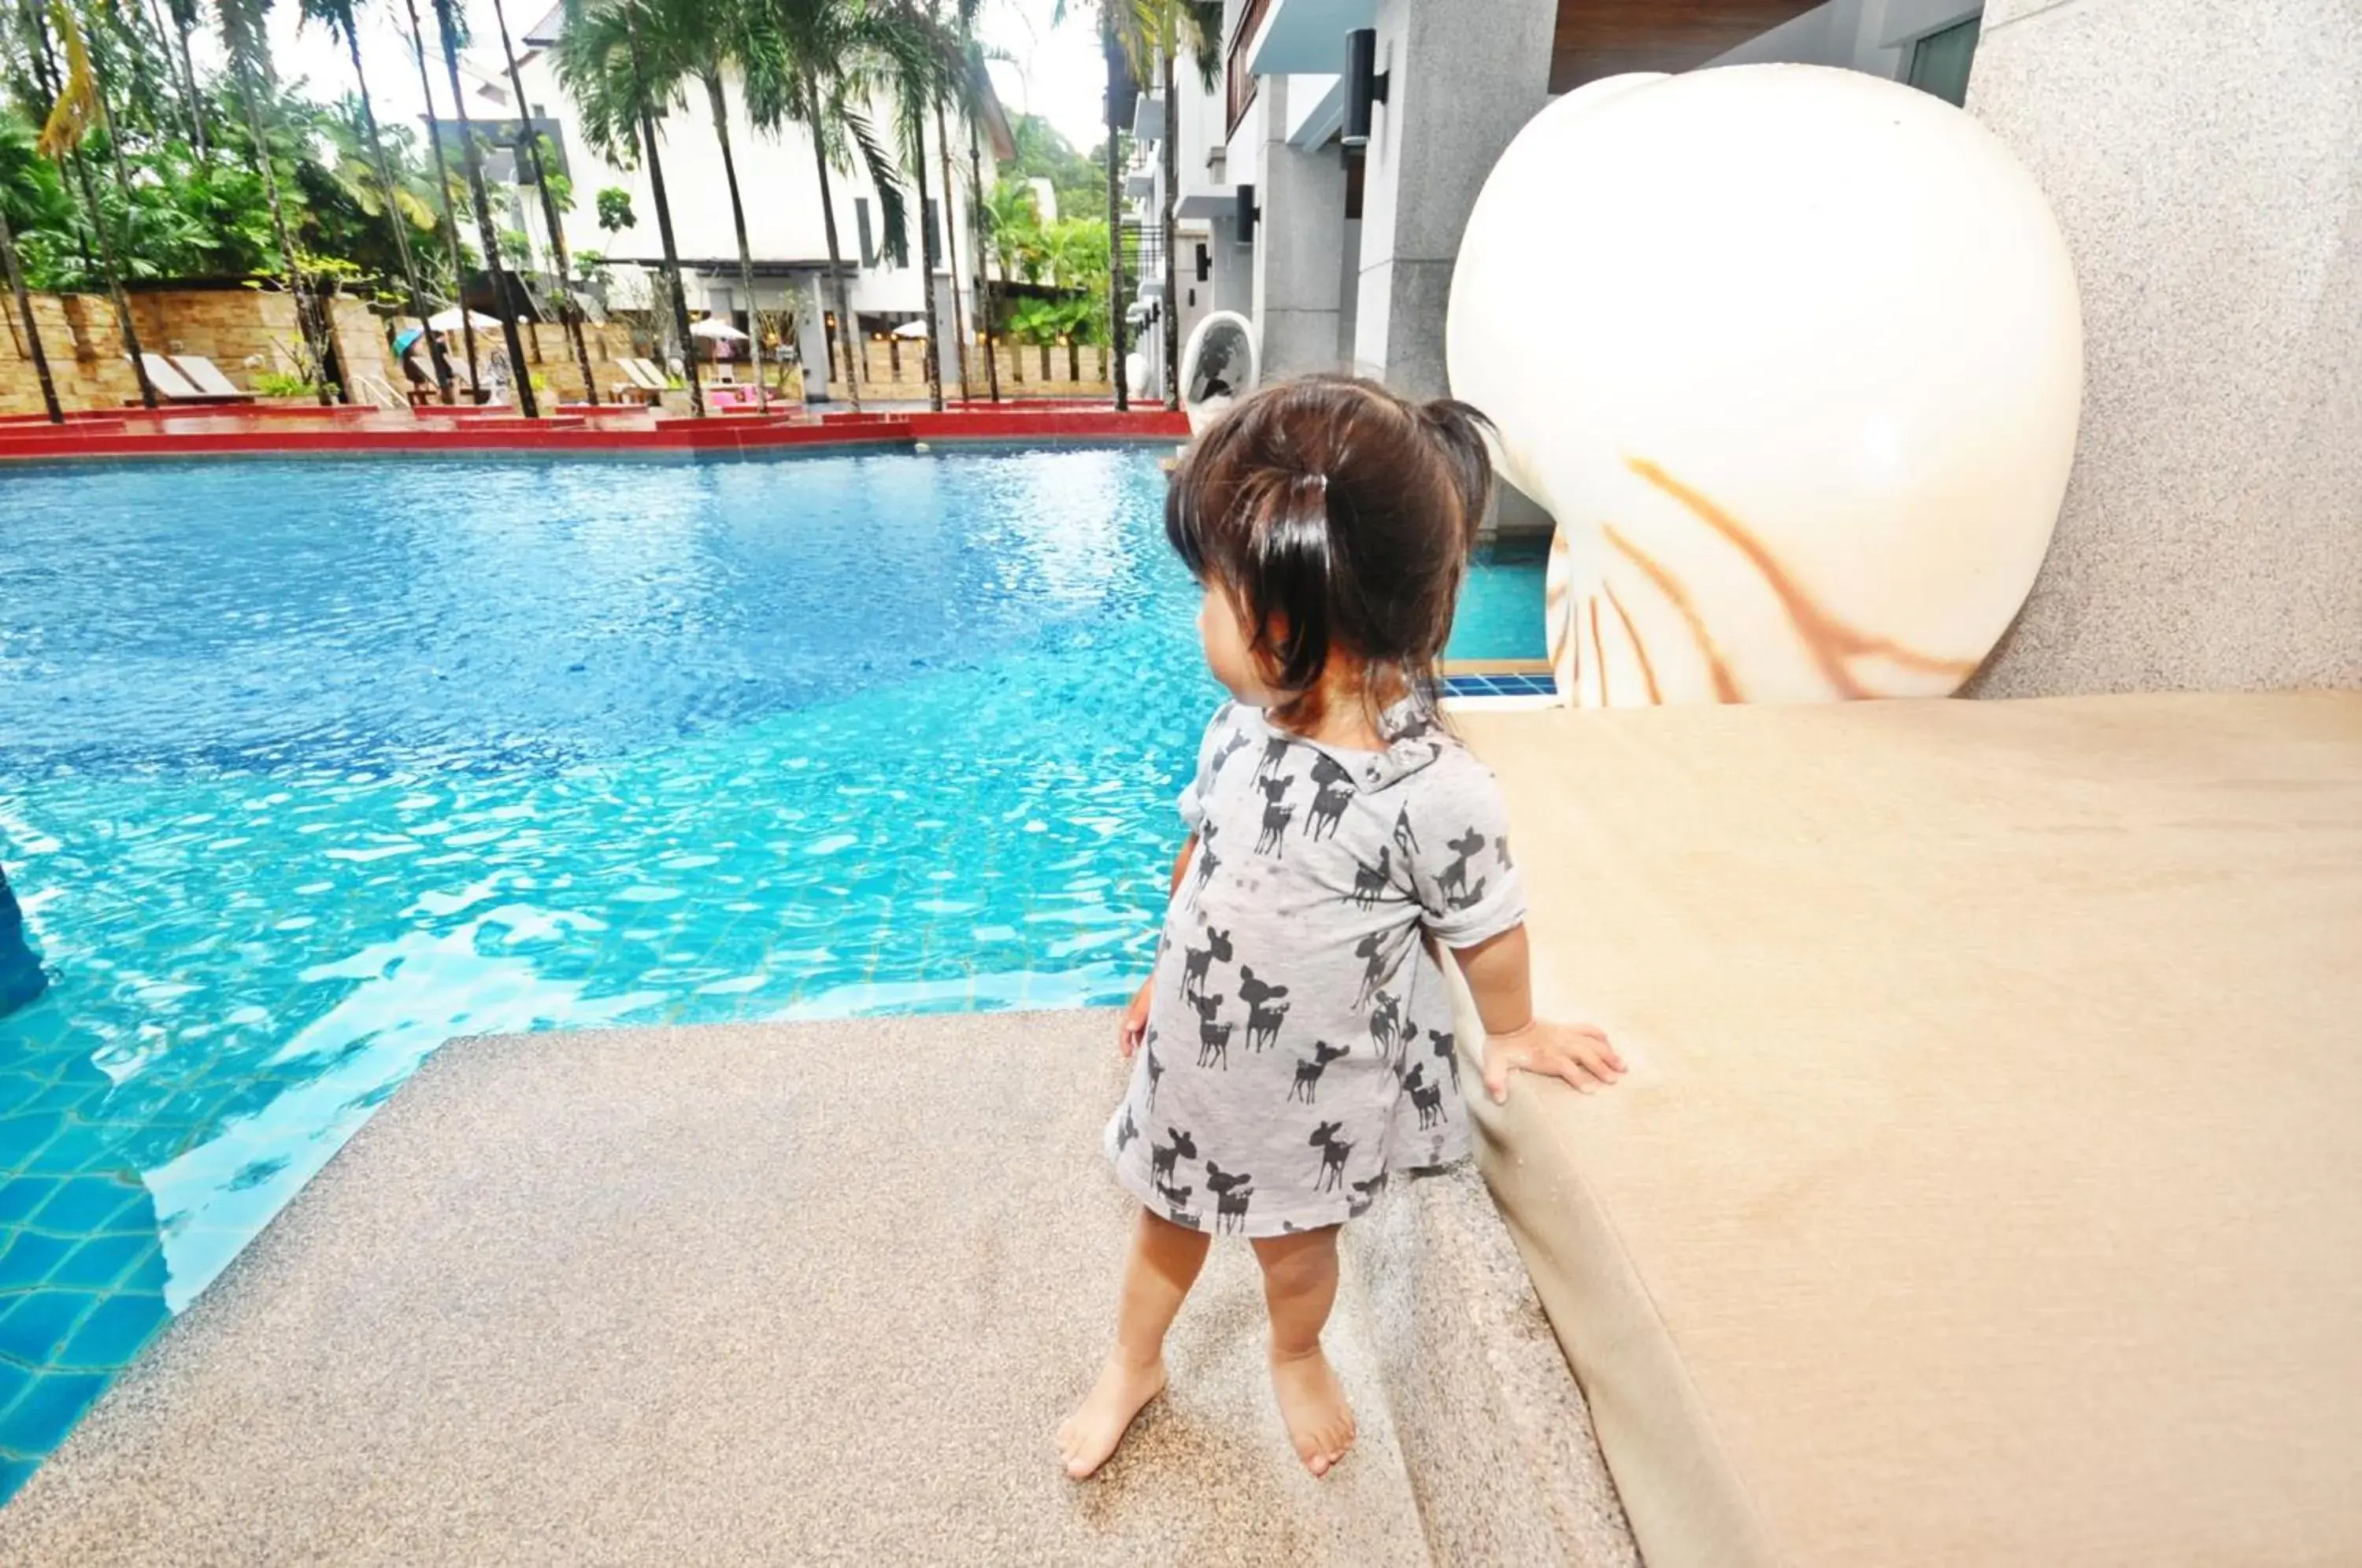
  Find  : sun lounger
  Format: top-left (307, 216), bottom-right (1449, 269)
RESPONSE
top-left (611, 357), bottom-right (670, 405)
top-left (128, 353), bottom-right (230, 405)
top-left (168, 356), bottom-right (255, 402)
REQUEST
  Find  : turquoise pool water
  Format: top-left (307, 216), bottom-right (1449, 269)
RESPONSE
top-left (0, 446), bottom-right (1543, 1497)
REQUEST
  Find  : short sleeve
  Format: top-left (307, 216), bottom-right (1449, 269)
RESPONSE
top-left (1176, 701), bottom-right (1242, 834)
top-left (1402, 746), bottom-right (1527, 948)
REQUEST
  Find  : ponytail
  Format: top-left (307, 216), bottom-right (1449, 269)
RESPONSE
top-left (1412, 398), bottom-right (1498, 549)
top-left (1240, 468), bottom-right (1338, 701)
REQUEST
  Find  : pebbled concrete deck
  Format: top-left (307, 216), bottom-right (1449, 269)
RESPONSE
top-left (1, 1013), bottom-right (1446, 1566)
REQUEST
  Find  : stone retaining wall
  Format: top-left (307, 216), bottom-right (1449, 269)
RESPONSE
top-left (826, 339), bottom-right (1114, 398)
top-left (0, 289), bottom-right (641, 411)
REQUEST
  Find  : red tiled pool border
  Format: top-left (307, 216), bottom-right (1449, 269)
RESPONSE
top-left (0, 405), bottom-right (1191, 464)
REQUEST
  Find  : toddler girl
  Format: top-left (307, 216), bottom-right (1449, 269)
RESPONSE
top-left (1059, 375), bottom-right (1624, 1481)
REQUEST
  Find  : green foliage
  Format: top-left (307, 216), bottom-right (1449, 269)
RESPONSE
top-left (0, 40), bottom-right (456, 298)
top-left (535, 136), bottom-right (574, 212)
top-left (594, 184), bottom-right (635, 232)
top-left (1001, 114), bottom-right (1103, 226)
top-left (250, 368), bottom-right (317, 397)
top-left (982, 175), bottom-right (1110, 346)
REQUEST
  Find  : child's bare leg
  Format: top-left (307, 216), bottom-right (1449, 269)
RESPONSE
top-left (1060, 1207), bottom-right (1211, 1479)
top-left (1252, 1224), bottom-right (1355, 1476)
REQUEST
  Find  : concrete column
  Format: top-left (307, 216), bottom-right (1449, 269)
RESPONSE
top-left (798, 273), bottom-right (835, 403)
top-left (931, 272), bottom-right (966, 397)
top-left (1965, 0), bottom-right (2362, 696)
top-left (1209, 215), bottom-right (1253, 316)
top-left (1352, 0), bottom-right (1556, 400)
top-left (1251, 77), bottom-right (1351, 379)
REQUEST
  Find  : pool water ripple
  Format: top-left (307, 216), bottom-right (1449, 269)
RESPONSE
top-left (0, 446), bottom-right (1542, 1496)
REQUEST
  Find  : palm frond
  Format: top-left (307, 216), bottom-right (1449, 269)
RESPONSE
top-left (211, 0), bottom-right (276, 87)
top-left (842, 102), bottom-right (905, 265)
top-left (294, 0), bottom-right (355, 45)
top-left (36, 0), bottom-right (101, 157)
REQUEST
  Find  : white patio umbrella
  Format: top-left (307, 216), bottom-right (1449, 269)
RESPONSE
top-left (690, 318), bottom-right (750, 341)
top-left (890, 318), bottom-right (928, 338)
top-left (427, 307), bottom-right (502, 331)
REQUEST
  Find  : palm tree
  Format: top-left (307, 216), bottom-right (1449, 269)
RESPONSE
top-left (1108, 1), bottom-right (1219, 412)
top-left (37, 0), bottom-right (160, 408)
top-left (428, 0), bottom-right (539, 415)
top-left (876, 1), bottom-right (950, 410)
top-left (979, 176), bottom-right (1040, 392)
top-left (213, 0), bottom-right (340, 404)
top-left (149, 0), bottom-right (206, 150)
top-left (398, 0), bottom-right (468, 399)
top-left (961, 48), bottom-right (996, 402)
top-left (1099, 13), bottom-right (1128, 409)
top-left (553, 0), bottom-right (703, 416)
top-left (484, 0), bottom-right (599, 405)
top-left (924, 0), bottom-right (984, 403)
top-left (0, 190), bottom-right (63, 423)
top-left (302, 0), bottom-right (455, 402)
top-left (741, 0), bottom-right (908, 413)
top-left (656, 0), bottom-right (772, 412)
top-left (1053, 4), bottom-right (1134, 408)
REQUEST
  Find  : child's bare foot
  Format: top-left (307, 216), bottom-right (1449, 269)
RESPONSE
top-left (1269, 1344), bottom-right (1355, 1476)
top-left (1057, 1352), bottom-right (1168, 1480)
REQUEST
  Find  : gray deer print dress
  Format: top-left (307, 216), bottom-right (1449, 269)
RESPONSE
top-left (1105, 699), bottom-right (1526, 1237)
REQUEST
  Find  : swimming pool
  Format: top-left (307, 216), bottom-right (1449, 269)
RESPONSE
top-left (0, 446), bottom-right (1543, 1496)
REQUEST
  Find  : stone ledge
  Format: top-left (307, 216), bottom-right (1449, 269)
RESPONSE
top-left (1349, 1159), bottom-right (1639, 1568)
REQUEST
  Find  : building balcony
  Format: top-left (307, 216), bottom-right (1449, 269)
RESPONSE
top-left (1131, 91), bottom-right (1166, 143)
top-left (1226, 0), bottom-right (1372, 133)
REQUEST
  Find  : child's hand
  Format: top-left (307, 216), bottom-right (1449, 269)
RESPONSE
top-left (1117, 978), bottom-right (1153, 1058)
top-left (1479, 1019), bottom-right (1625, 1103)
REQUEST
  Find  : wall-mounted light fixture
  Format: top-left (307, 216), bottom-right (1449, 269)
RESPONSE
top-left (1343, 28), bottom-right (1390, 150)
top-left (1236, 183), bottom-right (1261, 244)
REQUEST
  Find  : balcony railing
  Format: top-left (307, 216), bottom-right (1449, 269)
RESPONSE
top-left (1226, 0), bottom-right (1274, 135)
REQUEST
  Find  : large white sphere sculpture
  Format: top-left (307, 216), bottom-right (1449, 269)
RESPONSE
top-left (1448, 65), bottom-right (2082, 706)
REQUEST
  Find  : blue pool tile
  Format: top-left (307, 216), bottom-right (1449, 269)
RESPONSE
top-left (0, 1291), bottom-right (94, 1365)
top-left (0, 1355), bottom-right (29, 1411)
top-left (0, 1111), bottom-right (63, 1164)
top-left (57, 1293), bottom-right (166, 1371)
top-left (30, 1174), bottom-right (143, 1234)
top-left (0, 1178), bottom-right (57, 1226)
top-left (46, 1235), bottom-right (157, 1292)
top-left (18, 1122), bottom-right (120, 1174)
top-left (0, 1453), bottom-right (39, 1507)
top-left (0, 1370), bottom-right (108, 1455)
top-left (0, 1231), bottom-right (75, 1287)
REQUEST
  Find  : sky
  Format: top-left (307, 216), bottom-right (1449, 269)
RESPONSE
top-left (250, 0), bottom-right (1112, 157)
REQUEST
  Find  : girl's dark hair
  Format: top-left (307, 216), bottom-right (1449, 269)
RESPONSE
top-left (1165, 373), bottom-right (1495, 727)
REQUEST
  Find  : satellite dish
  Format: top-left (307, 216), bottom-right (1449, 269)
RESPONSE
top-left (1179, 310), bottom-right (1258, 435)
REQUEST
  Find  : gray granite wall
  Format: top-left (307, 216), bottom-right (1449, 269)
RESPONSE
top-left (1252, 77), bottom-right (1353, 379)
top-left (1353, 0), bottom-right (1557, 401)
top-left (1967, 0), bottom-right (2362, 697)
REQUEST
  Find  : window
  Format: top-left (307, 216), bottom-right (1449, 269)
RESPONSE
top-left (1195, 243), bottom-right (1210, 283)
top-left (1907, 15), bottom-right (1980, 108)
top-left (856, 198), bottom-right (878, 268)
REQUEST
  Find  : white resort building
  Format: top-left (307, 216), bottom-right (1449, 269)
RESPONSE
top-left (436, 3), bottom-right (1017, 399)
top-left (1125, 0), bottom-right (1986, 402)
